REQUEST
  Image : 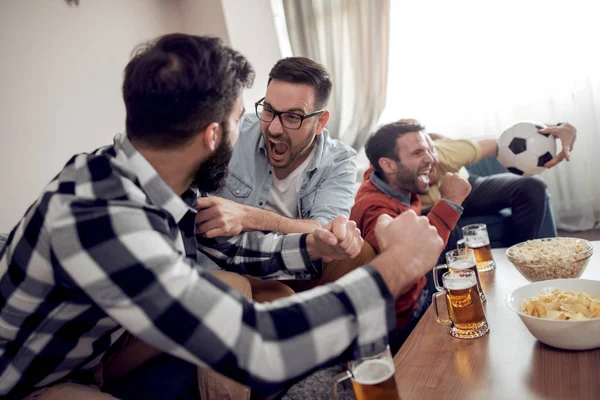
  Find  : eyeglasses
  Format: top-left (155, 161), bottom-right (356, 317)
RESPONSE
top-left (255, 97), bottom-right (324, 130)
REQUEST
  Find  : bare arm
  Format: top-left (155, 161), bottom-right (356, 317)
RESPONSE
top-left (195, 196), bottom-right (321, 237)
top-left (477, 139), bottom-right (499, 158)
top-left (244, 205), bottom-right (321, 233)
top-left (477, 122), bottom-right (576, 167)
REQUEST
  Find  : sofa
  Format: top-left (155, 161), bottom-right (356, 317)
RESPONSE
top-left (460, 156), bottom-right (557, 248)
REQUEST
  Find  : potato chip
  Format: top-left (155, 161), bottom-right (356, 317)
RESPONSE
top-left (521, 288), bottom-right (600, 320)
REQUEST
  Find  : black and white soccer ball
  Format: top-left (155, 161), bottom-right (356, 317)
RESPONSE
top-left (497, 121), bottom-right (557, 176)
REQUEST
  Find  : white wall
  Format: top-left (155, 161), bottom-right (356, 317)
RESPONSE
top-left (220, 0), bottom-right (282, 110)
top-left (0, 0), bottom-right (181, 232)
top-left (0, 0), bottom-right (284, 232)
top-left (178, 0), bottom-right (230, 43)
top-left (178, 0), bottom-right (283, 110)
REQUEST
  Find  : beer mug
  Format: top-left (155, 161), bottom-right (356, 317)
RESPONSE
top-left (460, 223), bottom-right (496, 271)
top-left (433, 270), bottom-right (490, 339)
top-left (434, 248), bottom-right (486, 302)
top-left (331, 346), bottom-right (400, 400)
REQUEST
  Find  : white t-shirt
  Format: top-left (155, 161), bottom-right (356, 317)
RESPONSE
top-left (265, 148), bottom-right (316, 218)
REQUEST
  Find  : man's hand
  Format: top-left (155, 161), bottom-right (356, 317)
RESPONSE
top-left (439, 172), bottom-right (471, 206)
top-left (539, 123), bottom-right (577, 168)
top-left (371, 210), bottom-right (444, 298)
top-left (306, 216), bottom-right (363, 262)
top-left (195, 197), bottom-right (247, 238)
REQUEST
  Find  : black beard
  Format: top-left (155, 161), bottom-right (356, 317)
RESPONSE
top-left (394, 162), bottom-right (428, 195)
top-left (192, 135), bottom-right (233, 193)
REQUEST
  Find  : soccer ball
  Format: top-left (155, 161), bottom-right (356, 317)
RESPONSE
top-left (497, 121), bottom-right (557, 176)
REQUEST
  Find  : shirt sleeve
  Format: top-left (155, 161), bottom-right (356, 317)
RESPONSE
top-left (48, 200), bottom-right (395, 394)
top-left (304, 152), bottom-right (358, 225)
top-left (434, 139), bottom-right (483, 172)
top-left (350, 201), bottom-right (397, 253)
top-left (196, 232), bottom-right (321, 280)
top-left (427, 200), bottom-right (461, 245)
top-left (351, 199), bottom-right (460, 251)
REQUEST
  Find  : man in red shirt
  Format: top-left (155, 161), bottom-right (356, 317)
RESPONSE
top-left (350, 121), bottom-right (471, 346)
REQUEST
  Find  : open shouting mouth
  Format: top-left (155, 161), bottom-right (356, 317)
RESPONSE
top-left (268, 139), bottom-right (290, 162)
top-left (418, 167), bottom-right (431, 185)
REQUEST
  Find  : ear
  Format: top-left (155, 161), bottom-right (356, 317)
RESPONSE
top-left (199, 122), bottom-right (221, 152)
top-left (314, 110), bottom-right (330, 135)
top-left (378, 157), bottom-right (397, 175)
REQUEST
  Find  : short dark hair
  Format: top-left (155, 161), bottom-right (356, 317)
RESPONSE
top-left (365, 121), bottom-right (425, 177)
top-left (123, 34), bottom-right (254, 149)
top-left (267, 57), bottom-right (332, 109)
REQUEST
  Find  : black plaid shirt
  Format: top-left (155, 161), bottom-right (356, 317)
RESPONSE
top-left (0, 133), bottom-right (394, 397)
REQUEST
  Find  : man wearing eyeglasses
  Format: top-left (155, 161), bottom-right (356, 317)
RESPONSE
top-left (197, 57), bottom-right (355, 235)
top-left (196, 57), bottom-right (370, 292)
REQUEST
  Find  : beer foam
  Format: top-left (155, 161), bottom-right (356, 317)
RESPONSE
top-left (444, 278), bottom-right (476, 291)
top-left (352, 359), bottom-right (394, 385)
top-left (469, 241), bottom-right (490, 248)
top-left (450, 260), bottom-right (475, 270)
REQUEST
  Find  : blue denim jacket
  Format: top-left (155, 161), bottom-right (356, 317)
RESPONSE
top-left (214, 114), bottom-right (358, 224)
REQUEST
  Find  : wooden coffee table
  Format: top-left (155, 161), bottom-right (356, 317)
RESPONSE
top-left (394, 242), bottom-right (600, 399)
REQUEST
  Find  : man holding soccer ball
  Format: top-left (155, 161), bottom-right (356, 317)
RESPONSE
top-left (419, 121), bottom-right (576, 246)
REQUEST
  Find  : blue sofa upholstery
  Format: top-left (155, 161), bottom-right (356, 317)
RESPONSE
top-left (459, 157), bottom-right (557, 248)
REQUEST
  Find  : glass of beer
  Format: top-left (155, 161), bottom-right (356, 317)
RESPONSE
top-left (433, 270), bottom-right (490, 339)
top-left (331, 346), bottom-right (400, 400)
top-left (433, 248), bottom-right (486, 302)
top-left (460, 223), bottom-right (495, 271)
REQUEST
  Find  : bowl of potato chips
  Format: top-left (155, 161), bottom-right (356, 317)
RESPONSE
top-left (506, 238), bottom-right (593, 282)
top-left (506, 279), bottom-right (600, 350)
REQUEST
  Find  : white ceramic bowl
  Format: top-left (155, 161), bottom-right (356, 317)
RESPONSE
top-left (506, 279), bottom-right (600, 350)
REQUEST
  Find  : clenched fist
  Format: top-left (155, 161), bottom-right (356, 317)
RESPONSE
top-left (371, 210), bottom-right (444, 298)
top-left (306, 216), bottom-right (363, 262)
top-left (195, 197), bottom-right (247, 238)
top-left (439, 172), bottom-right (471, 206)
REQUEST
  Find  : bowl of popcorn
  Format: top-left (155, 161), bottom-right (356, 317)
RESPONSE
top-left (506, 237), bottom-right (593, 282)
top-left (506, 279), bottom-right (600, 350)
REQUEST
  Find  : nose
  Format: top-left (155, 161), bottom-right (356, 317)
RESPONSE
top-left (268, 115), bottom-right (284, 136)
top-left (424, 151), bottom-right (433, 165)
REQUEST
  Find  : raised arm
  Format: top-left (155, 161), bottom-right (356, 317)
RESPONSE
top-left (432, 172), bottom-right (471, 243)
top-left (48, 202), bottom-right (385, 394)
top-left (477, 139), bottom-right (499, 158)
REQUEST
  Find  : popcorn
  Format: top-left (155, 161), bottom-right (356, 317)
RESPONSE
top-left (507, 238), bottom-right (592, 281)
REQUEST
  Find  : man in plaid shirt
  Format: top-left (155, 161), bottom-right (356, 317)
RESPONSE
top-left (0, 34), bottom-right (443, 399)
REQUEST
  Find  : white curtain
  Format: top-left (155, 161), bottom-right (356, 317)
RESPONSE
top-left (380, 0), bottom-right (600, 231)
top-left (281, 0), bottom-right (390, 150)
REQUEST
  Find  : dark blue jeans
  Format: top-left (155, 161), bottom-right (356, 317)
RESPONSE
top-left (103, 354), bottom-right (199, 400)
top-left (390, 270), bottom-right (434, 354)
